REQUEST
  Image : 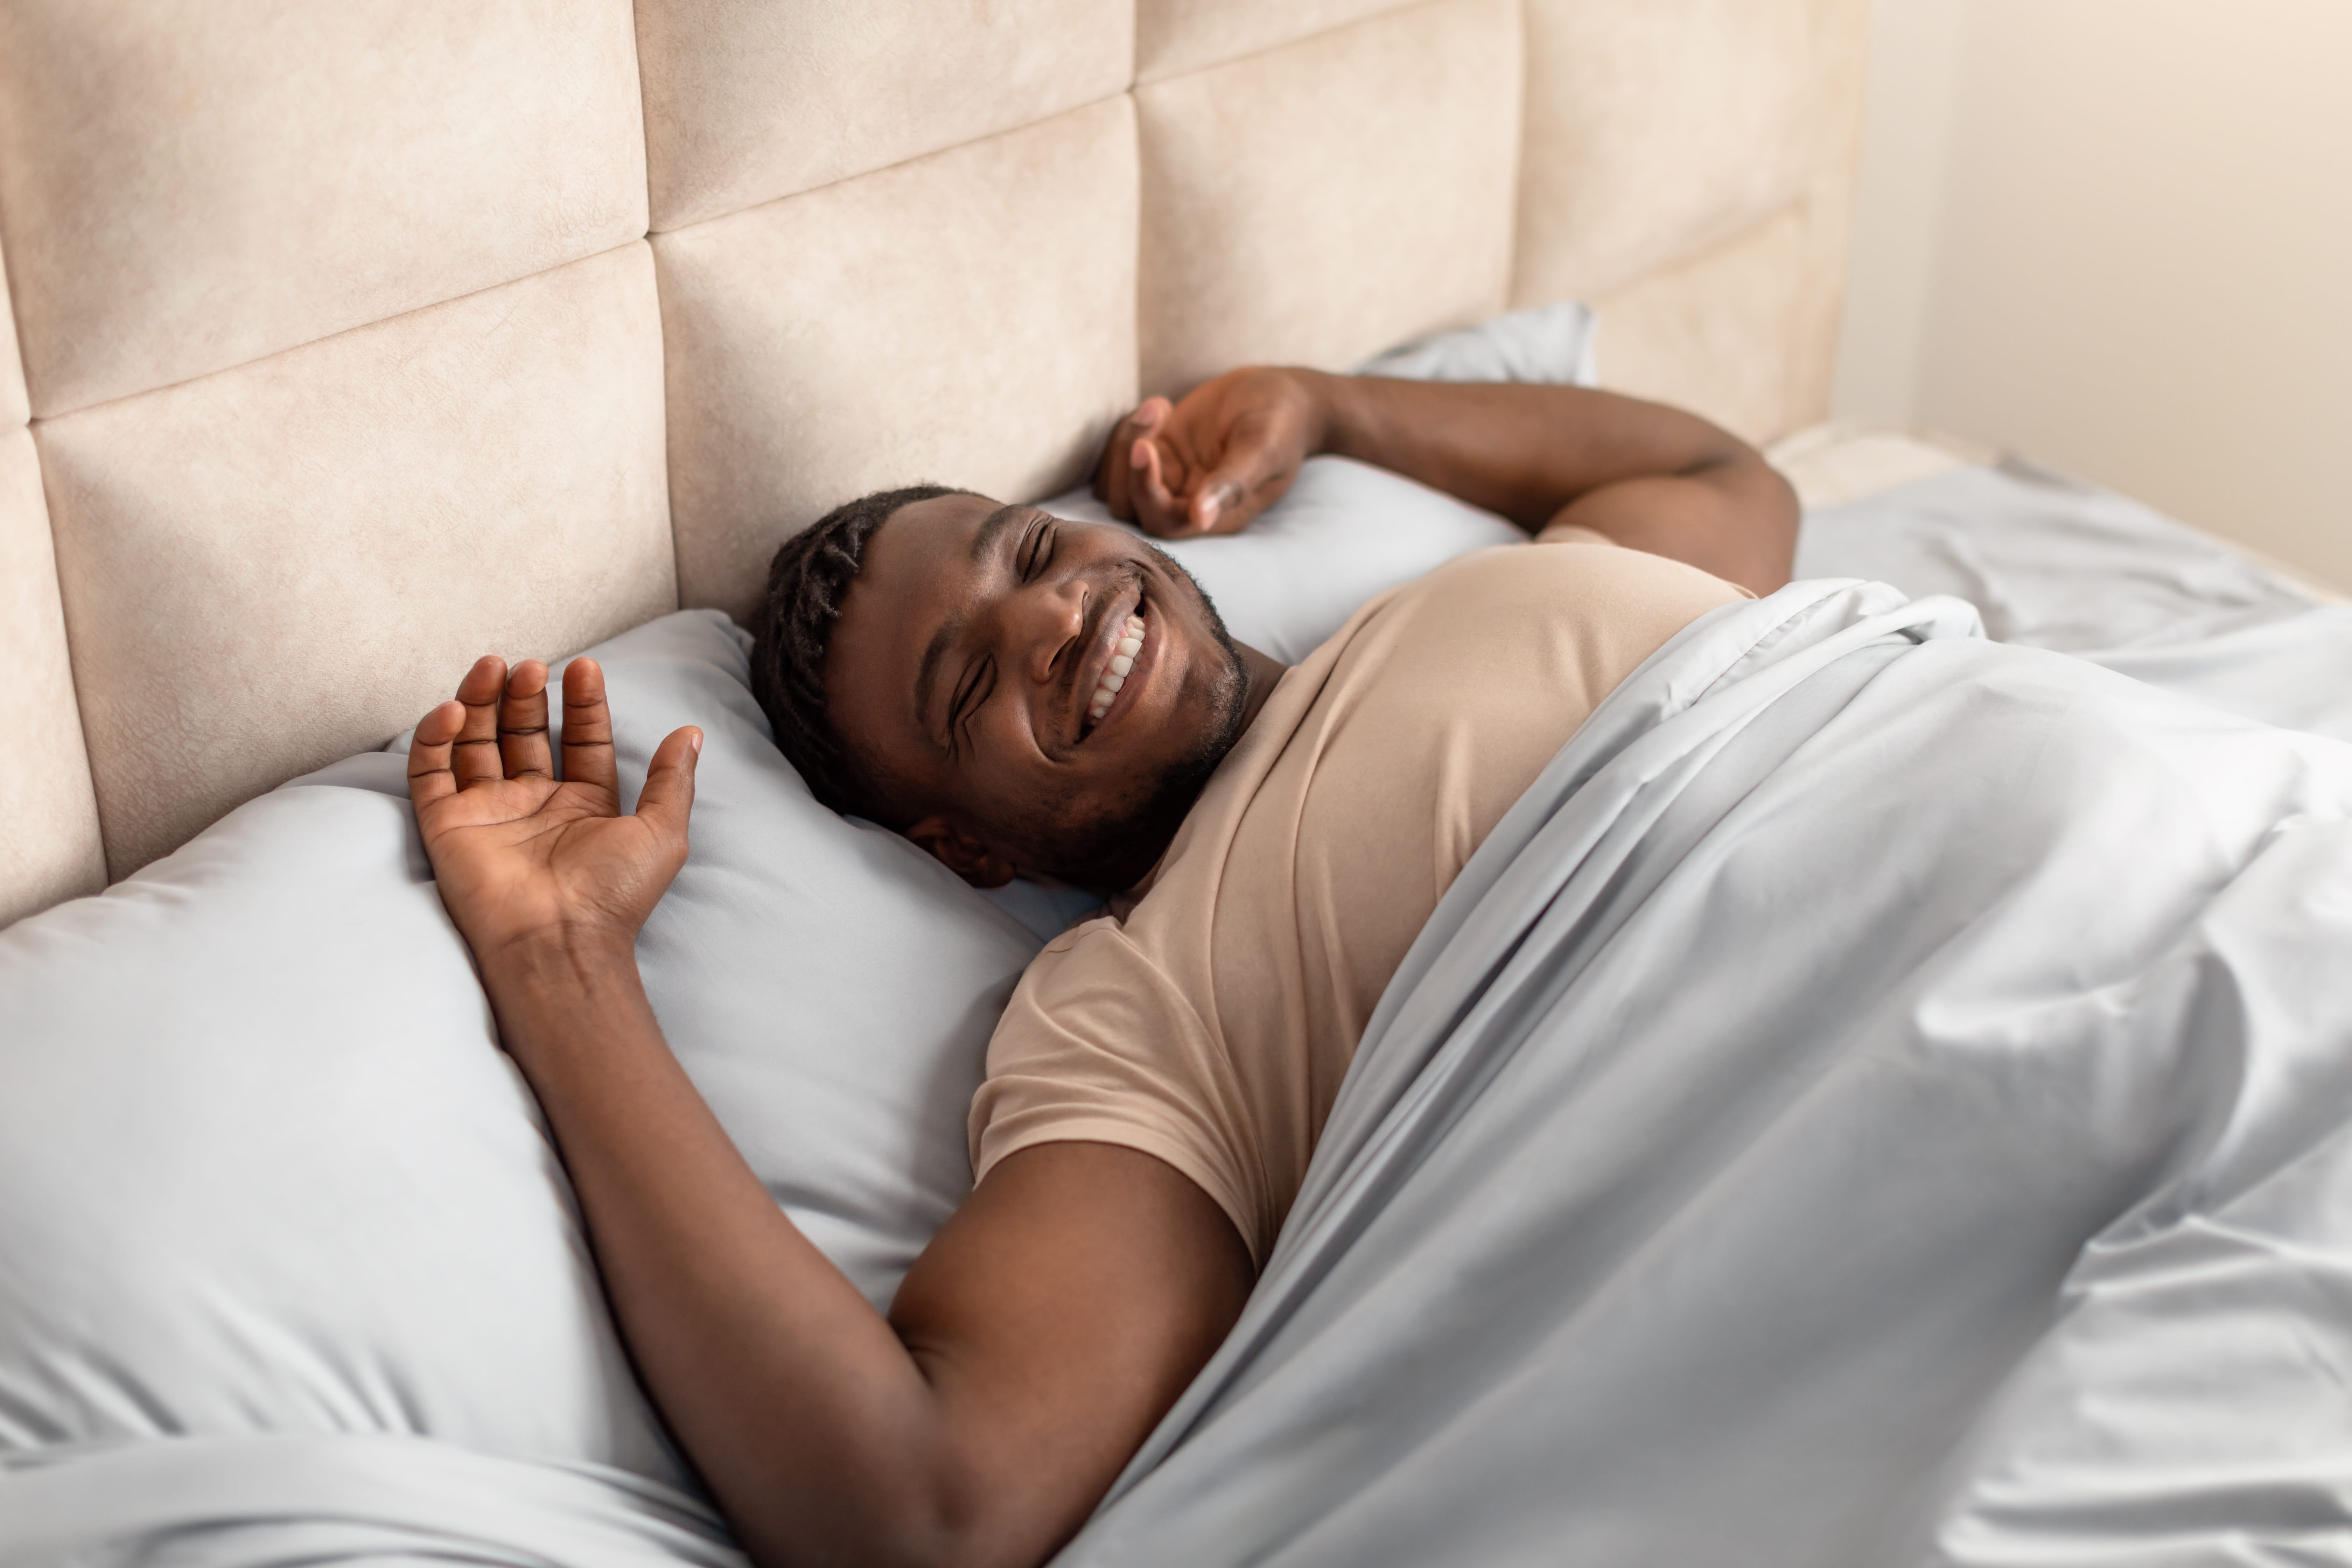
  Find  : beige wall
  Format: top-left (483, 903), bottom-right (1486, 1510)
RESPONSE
top-left (1834, 0), bottom-right (2352, 591)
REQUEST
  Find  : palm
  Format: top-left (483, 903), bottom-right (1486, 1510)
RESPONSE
top-left (408, 656), bottom-right (700, 962)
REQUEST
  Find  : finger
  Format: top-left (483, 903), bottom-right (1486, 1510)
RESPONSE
top-left (1094, 445), bottom-right (1127, 515)
top-left (499, 660), bottom-right (554, 779)
top-left (561, 658), bottom-right (619, 797)
top-left (1130, 436), bottom-right (1189, 537)
top-left (451, 656), bottom-right (508, 789)
top-left (635, 725), bottom-right (702, 847)
top-left (406, 698), bottom-right (468, 811)
top-left (1092, 398), bottom-right (1168, 517)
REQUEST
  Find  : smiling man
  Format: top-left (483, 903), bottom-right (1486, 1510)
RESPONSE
top-left (405, 366), bottom-right (1795, 1568)
top-left (760, 479), bottom-right (1278, 897)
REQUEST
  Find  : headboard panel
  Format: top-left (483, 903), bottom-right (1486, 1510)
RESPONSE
top-left (1136, 0), bottom-right (1425, 83)
top-left (0, 2), bottom-right (651, 422)
top-left (659, 98), bottom-right (1142, 625)
top-left (1516, 0), bottom-right (1862, 306)
top-left (0, 0), bottom-right (1869, 922)
top-left (1590, 208), bottom-right (1821, 450)
top-left (1, 203), bottom-right (108, 923)
top-left (1, 422), bottom-right (102, 922)
top-left (40, 245), bottom-right (677, 878)
top-left (1135, 0), bottom-right (1522, 398)
top-left (1515, 0), bottom-right (1868, 439)
top-left (637, 0), bottom-right (1133, 235)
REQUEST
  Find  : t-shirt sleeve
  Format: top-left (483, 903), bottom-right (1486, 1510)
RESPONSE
top-left (968, 917), bottom-right (1274, 1265)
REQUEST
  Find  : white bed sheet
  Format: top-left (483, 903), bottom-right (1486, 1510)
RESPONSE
top-left (1782, 431), bottom-right (2352, 743)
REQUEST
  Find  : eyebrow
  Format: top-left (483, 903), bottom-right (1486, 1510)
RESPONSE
top-left (915, 505), bottom-right (1031, 741)
top-left (968, 503), bottom-right (1027, 562)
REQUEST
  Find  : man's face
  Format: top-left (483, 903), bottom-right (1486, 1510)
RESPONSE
top-left (826, 492), bottom-right (1250, 892)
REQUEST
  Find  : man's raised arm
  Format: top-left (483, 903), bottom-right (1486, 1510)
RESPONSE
top-left (1096, 368), bottom-right (1800, 596)
top-left (407, 656), bottom-right (1252, 1568)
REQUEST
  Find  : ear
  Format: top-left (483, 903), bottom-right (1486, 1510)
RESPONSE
top-left (904, 814), bottom-right (1019, 889)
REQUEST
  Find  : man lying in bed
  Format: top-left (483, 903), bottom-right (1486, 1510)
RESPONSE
top-left (405, 369), bottom-right (1795, 1568)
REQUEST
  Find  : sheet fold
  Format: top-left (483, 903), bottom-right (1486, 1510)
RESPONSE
top-left (1068, 581), bottom-right (2352, 1566)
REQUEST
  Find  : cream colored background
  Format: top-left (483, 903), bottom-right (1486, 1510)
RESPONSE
top-left (0, 0), bottom-right (1871, 924)
top-left (1835, 0), bottom-right (2352, 592)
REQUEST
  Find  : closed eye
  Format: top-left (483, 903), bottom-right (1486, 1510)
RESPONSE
top-left (1020, 518), bottom-right (1056, 582)
top-left (948, 656), bottom-right (995, 755)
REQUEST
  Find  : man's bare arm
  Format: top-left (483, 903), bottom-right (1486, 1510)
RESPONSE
top-left (1096, 368), bottom-right (1799, 596)
top-left (409, 657), bottom-right (1252, 1568)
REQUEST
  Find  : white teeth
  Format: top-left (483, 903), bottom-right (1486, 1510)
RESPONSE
top-left (1085, 611), bottom-right (1148, 732)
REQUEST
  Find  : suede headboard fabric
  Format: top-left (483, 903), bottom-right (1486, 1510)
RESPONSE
top-left (0, 0), bottom-right (1868, 925)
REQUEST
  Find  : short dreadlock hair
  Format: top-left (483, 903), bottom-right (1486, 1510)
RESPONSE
top-left (748, 484), bottom-right (976, 816)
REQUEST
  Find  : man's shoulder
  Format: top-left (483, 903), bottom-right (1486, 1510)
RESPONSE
top-left (1007, 910), bottom-right (1184, 1011)
top-left (1384, 538), bottom-right (1749, 632)
top-left (1422, 536), bottom-right (1735, 590)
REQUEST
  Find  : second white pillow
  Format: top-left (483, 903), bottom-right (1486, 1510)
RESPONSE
top-left (1041, 455), bottom-right (1524, 664)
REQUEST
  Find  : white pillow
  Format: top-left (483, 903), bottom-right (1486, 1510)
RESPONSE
top-left (0, 609), bottom-right (1041, 1480)
top-left (1041, 456), bottom-right (1523, 664)
top-left (1037, 302), bottom-right (1595, 665)
top-left (601, 614), bottom-right (1042, 1304)
top-left (1355, 298), bottom-right (1599, 386)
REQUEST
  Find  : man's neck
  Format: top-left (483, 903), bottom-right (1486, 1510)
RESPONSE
top-left (1093, 642), bottom-right (1289, 903)
top-left (1233, 643), bottom-right (1288, 737)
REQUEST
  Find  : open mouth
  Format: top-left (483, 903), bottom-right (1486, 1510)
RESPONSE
top-left (1078, 601), bottom-right (1151, 741)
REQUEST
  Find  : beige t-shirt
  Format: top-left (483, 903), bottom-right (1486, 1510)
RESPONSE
top-left (968, 540), bottom-right (1747, 1264)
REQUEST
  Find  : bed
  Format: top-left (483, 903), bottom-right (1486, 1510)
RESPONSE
top-left (7, 3), bottom-right (2352, 1564)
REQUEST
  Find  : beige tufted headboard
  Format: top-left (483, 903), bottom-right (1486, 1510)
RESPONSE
top-left (0, 0), bottom-right (1867, 927)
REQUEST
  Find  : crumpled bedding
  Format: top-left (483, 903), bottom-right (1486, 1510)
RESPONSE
top-left (12, 571), bottom-right (2352, 1563)
top-left (1, 1434), bottom-right (742, 1567)
top-left (1798, 457), bottom-right (2352, 743)
top-left (1058, 581), bottom-right (2352, 1565)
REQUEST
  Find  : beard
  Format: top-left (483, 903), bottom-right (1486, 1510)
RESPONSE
top-left (1026, 553), bottom-right (1252, 894)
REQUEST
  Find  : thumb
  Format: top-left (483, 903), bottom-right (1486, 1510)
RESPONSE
top-left (1188, 442), bottom-right (1282, 535)
top-left (637, 725), bottom-right (701, 841)
top-left (1195, 451), bottom-right (1270, 536)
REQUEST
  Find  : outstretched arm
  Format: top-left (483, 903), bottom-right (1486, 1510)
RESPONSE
top-left (1095, 368), bottom-right (1799, 596)
top-left (409, 657), bottom-right (1251, 1568)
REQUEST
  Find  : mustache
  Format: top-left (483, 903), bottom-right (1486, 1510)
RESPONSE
top-left (1039, 554), bottom-right (1249, 892)
top-left (1134, 542), bottom-right (1235, 652)
top-left (1063, 557), bottom-right (1154, 701)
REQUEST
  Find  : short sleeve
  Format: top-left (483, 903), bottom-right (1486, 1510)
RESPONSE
top-left (968, 918), bottom-right (1276, 1264)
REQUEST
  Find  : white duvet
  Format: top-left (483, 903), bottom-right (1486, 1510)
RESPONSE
top-left (1063, 581), bottom-right (2352, 1564)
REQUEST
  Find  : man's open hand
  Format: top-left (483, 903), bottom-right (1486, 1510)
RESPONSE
top-left (407, 655), bottom-right (700, 968)
top-left (1094, 366), bottom-right (1326, 537)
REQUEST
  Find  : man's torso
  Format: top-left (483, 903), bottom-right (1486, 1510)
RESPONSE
top-left (970, 540), bottom-right (1748, 1262)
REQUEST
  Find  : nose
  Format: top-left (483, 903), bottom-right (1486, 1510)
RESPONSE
top-left (1001, 570), bottom-right (1088, 688)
